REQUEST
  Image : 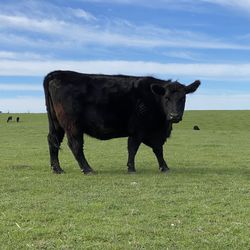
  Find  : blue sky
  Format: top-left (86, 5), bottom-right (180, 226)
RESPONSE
top-left (1, 0), bottom-right (250, 112)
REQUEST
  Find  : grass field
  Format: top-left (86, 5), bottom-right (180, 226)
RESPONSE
top-left (0, 111), bottom-right (250, 249)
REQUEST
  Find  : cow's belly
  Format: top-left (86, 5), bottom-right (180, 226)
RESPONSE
top-left (82, 106), bottom-right (130, 140)
top-left (85, 124), bottom-right (129, 140)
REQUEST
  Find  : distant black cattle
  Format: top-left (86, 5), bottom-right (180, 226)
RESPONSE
top-left (7, 116), bottom-right (12, 123)
top-left (16, 117), bottom-right (20, 122)
top-left (44, 70), bottom-right (200, 174)
top-left (193, 125), bottom-right (200, 130)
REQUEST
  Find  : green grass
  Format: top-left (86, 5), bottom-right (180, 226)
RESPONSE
top-left (0, 111), bottom-right (250, 249)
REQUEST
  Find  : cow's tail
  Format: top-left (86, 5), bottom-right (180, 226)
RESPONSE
top-left (43, 71), bottom-right (61, 149)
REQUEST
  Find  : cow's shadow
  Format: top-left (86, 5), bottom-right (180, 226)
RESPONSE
top-left (93, 166), bottom-right (168, 176)
top-left (96, 164), bottom-right (250, 177)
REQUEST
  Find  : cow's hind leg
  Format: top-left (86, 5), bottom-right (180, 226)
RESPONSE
top-left (152, 146), bottom-right (169, 172)
top-left (48, 127), bottom-right (65, 174)
top-left (127, 136), bottom-right (141, 173)
top-left (67, 132), bottom-right (93, 174)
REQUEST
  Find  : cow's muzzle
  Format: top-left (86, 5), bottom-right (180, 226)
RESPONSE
top-left (168, 113), bottom-right (182, 123)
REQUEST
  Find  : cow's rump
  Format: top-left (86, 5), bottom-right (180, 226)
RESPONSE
top-left (45, 71), bottom-right (140, 139)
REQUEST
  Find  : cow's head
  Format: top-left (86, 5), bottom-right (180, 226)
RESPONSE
top-left (151, 80), bottom-right (200, 123)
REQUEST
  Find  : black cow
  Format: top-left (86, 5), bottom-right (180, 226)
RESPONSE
top-left (16, 117), bottom-right (20, 123)
top-left (44, 70), bottom-right (200, 174)
top-left (7, 116), bottom-right (12, 123)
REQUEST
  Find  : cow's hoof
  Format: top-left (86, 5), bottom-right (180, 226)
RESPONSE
top-left (128, 168), bottom-right (136, 174)
top-left (160, 167), bottom-right (170, 173)
top-left (83, 169), bottom-right (96, 175)
top-left (52, 168), bottom-right (65, 174)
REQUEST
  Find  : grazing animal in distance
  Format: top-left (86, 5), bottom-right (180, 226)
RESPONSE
top-left (16, 117), bottom-right (20, 122)
top-left (193, 125), bottom-right (200, 130)
top-left (7, 116), bottom-right (12, 123)
top-left (44, 70), bottom-right (200, 174)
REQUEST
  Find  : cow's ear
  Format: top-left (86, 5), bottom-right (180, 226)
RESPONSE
top-left (151, 84), bottom-right (166, 96)
top-left (185, 80), bottom-right (201, 94)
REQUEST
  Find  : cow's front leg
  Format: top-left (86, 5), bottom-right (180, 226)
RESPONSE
top-left (67, 132), bottom-right (94, 174)
top-left (127, 136), bottom-right (141, 173)
top-left (152, 146), bottom-right (169, 172)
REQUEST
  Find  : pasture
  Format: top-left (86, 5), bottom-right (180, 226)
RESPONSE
top-left (0, 111), bottom-right (250, 249)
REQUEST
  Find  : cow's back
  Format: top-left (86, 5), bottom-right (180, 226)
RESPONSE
top-left (46, 71), bottom-right (141, 139)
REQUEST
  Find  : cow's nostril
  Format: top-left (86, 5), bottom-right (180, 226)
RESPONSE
top-left (169, 113), bottom-right (179, 119)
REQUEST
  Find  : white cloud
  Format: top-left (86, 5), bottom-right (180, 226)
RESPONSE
top-left (0, 1), bottom-right (98, 22)
top-left (1, 13), bottom-right (250, 50)
top-left (202, 0), bottom-right (250, 12)
top-left (0, 14), bottom-right (68, 35)
top-left (2, 0), bottom-right (250, 52)
top-left (78, 0), bottom-right (180, 6)
top-left (1, 60), bottom-right (250, 80)
top-left (0, 51), bottom-right (51, 60)
top-left (0, 96), bottom-right (45, 113)
top-left (0, 84), bottom-right (42, 91)
top-left (0, 33), bottom-right (73, 50)
top-left (186, 93), bottom-right (250, 110)
top-left (68, 8), bottom-right (97, 21)
top-left (164, 51), bottom-right (200, 61)
top-left (78, 0), bottom-right (250, 12)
